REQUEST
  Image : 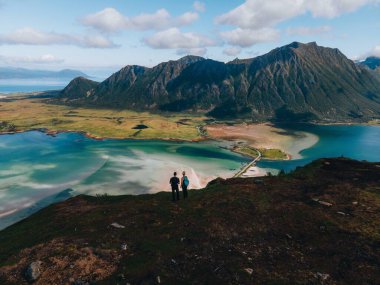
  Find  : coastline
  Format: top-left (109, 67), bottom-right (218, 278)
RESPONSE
top-left (206, 122), bottom-right (319, 160)
top-left (0, 121), bottom-right (318, 180)
top-left (0, 127), bottom-right (207, 143)
top-left (1, 121), bottom-right (379, 229)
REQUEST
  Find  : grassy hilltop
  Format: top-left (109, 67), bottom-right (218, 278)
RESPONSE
top-left (0, 158), bottom-right (379, 285)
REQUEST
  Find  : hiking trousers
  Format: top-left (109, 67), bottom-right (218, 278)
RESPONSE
top-left (182, 185), bottom-right (188, 199)
top-left (171, 185), bottom-right (179, 201)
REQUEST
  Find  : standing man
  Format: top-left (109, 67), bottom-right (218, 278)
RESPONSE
top-left (170, 172), bottom-right (180, 201)
top-left (181, 171), bottom-right (189, 199)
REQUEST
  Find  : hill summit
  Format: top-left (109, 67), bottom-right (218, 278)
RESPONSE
top-left (0, 158), bottom-right (379, 284)
top-left (60, 42), bottom-right (380, 122)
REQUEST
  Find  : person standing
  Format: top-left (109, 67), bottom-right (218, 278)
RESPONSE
top-left (181, 171), bottom-right (189, 199)
top-left (170, 172), bottom-right (180, 201)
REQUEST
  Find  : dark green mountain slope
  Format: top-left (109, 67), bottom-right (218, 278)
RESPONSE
top-left (0, 158), bottom-right (379, 284)
top-left (60, 42), bottom-right (380, 122)
top-left (60, 77), bottom-right (99, 101)
top-left (85, 55), bottom-right (205, 108)
top-left (359, 56), bottom-right (380, 79)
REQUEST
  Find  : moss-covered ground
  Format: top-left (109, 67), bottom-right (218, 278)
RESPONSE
top-left (0, 158), bottom-right (379, 284)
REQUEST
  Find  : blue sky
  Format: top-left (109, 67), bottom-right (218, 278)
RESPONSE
top-left (0, 0), bottom-right (379, 78)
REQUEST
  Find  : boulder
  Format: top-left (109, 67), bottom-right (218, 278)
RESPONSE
top-left (25, 261), bottom-right (42, 283)
top-left (110, 222), bottom-right (125, 229)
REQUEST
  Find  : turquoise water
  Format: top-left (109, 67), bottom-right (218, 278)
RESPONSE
top-left (258, 124), bottom-right (380, 172)
top-left (0, 125), bottom-right (379, 229)
top-left (0, 84), bottom-right (65, 94)
top-left (0, 131), bottom-right (249, 229)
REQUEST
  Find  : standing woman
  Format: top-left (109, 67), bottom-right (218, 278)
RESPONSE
top-left (181, 171), bottom-right (189, 199)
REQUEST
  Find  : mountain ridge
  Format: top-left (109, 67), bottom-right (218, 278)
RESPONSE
top-left (59, 42), bottom-right (380, 122)
top-left (0, 67), bottom-right (89, 80)
top-left (360, 56), bottom-right (380, 70)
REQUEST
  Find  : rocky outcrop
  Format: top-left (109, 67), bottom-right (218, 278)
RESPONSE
top-left (24, 261), bottom-right (42, 283)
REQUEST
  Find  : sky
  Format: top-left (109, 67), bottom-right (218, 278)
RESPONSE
top-left (0, 0), bottom-right (379, 78)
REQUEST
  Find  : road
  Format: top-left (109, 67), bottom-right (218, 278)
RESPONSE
top-left (233, 149), bottom-right (262, 178)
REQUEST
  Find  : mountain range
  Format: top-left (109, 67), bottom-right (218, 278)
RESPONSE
top-left (0, 67), bottom-right (88, 80)
top-left (60, 42), bottom-right (380, 122)
top-left (360, 56), bottom-right (380, 70)
top-left (359, 56), bottom-right (380, 78)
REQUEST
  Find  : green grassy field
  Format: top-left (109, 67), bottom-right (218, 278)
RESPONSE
top-left (234, 145), bottom-right (288, 160)
top-left (0, 98), bottom-right (206, 140)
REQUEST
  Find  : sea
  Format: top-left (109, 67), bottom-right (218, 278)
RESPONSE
top-left (0, 80), bottom-right (67, 94)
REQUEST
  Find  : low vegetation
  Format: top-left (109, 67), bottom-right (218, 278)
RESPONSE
top-left (258, 148), bottom-right (288, 160)
top-left (0, 158), bottom-right (379, 284)
top-left (234, 145), bottom-right (288, 160)
top-left (0, 121), bottom-right (16, 132)
top-left (0, 98), bottom-right (206, 140)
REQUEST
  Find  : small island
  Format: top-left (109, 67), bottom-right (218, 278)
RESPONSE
top-left (233, 145), bottom-right (289, 160)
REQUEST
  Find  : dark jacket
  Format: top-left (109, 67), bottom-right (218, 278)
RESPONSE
top-left (170, 176), bottom-right (180, 188)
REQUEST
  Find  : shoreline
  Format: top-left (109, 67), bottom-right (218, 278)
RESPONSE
top-left (0, 128), bottom-right (208, 143)
top-left (1, 122), bottom-right (377, 181)
top-left (206, 122), bottom-right (319, 160)
top-left (0, 124), bottom-right (307, 163)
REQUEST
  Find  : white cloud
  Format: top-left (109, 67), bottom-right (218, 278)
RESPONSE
top-left (217, 0), bottom-right (378, 28)
top-left (193, 1), bottom-right (206, 12)
top-left (216, 0), bottom-right (305, 30)
top-left (81, 8), bottom-right (199, 33)
top-left (373, 46), bottom-right (380, 57)
top-left (0, 27), bottom-right (117, 48)
top-left (81, 7), bottom-right (128, 33)
top-left (176, 12), bottom-right (199, 26)
top-left (369, 45), bottom-right (380, 58)
top-left (305, 0), bottom-right (379, 18)
top-left (177, 47), bottom-right (207, 56)
top-left (286, 25), bottom-right (332, 36)
top-left (223, 47), bottom-right (242, 56)
top-left (0, 54), bottom-right (64, 65)
top-left (143, 28), bottom-right (215, 49)
top-left (129, 9), bottom-right (172, 30)
top-left (216, 0), bottom-right (378, 47)
top-left (220, 27), bottom-right (279, 48)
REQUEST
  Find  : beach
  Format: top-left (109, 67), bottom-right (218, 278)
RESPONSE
top-left (206, 123), bottom-right (319, 159)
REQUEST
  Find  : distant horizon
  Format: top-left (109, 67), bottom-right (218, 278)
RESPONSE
top-left (1, 40), bottom-right (377, 80)
top-left (0, 0), bottom-right (379, 77)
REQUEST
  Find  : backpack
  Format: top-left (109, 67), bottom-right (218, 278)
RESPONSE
top-left (183, 176), bottom-right (189, 187)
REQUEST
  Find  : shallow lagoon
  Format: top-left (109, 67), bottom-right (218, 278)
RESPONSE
top-left (258, 124), bottom-right (380, 173)
top-left (0, 124), bottom-right (379, 229)
top-left (0, 131), bottom-right (249, 229)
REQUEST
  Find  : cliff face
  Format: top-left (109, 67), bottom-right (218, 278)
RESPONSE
top-left (60, 42), bottom-right (380, 122)
top-left (86, 55), bottom-right (205, 108)
top-left (0, 158), bottom-right (379, 285)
